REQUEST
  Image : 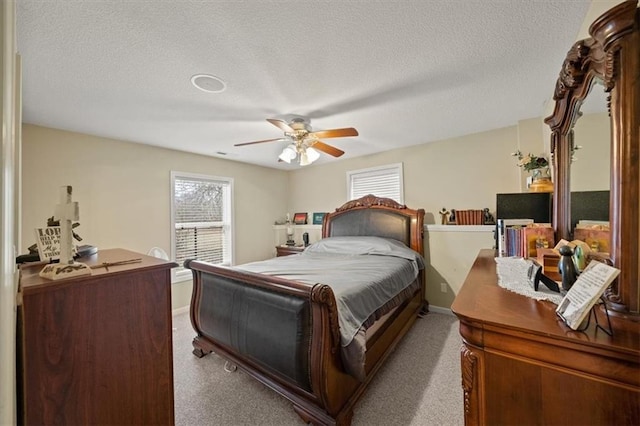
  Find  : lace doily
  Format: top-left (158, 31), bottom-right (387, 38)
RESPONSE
top-left (494, 257), bottom-right (564, 304)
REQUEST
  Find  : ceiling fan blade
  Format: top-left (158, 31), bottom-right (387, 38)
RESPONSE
top-left (266, 118), bottom-right (294, 133)
top-left (311, 140), bottom-right (345, 157)
top-left (234, 137), bottom-right (286, 147)
top-left (309, 127), bottom-right (358, 139)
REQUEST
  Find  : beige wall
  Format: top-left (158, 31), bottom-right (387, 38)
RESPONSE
top-left (287, 124), bottom-right (528, 222)
top-left (425, 226), bottom-right (495, 307)
top-left (286, 121), bottom-right (543, 308)
top-left (21, 124), bottom-right (289, 309)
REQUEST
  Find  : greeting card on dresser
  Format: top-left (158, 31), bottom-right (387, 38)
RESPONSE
top-left (556, 261), bottom-right (620, 330)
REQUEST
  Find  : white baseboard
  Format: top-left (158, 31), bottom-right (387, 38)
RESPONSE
top-left (172, 305), bottom-right (189, 316)
top-left (427, 305), bottom-right (454, 316)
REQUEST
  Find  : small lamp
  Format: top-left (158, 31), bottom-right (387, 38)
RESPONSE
top-left (285, 213), bottom-right (295, 246)
top-left (286, 225), bottom-right (295, 246)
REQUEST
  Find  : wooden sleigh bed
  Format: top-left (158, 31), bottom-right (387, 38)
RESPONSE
top-left (186, 195), bottom-right (426, 425)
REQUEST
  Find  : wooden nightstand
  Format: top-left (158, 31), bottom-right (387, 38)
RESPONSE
top-left (276, 245), bottom-right (305, 257)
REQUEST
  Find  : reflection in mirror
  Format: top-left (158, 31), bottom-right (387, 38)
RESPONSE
top-left (571, 85), bottom-right (610, 192)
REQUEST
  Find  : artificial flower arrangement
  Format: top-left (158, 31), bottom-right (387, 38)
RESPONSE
top-left (511, 150), bottom-right (549, 172)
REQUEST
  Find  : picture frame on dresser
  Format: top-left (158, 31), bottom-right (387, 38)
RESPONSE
top-left (293, 212), bottom-right (307, 225)
top-left (312, 212), bottom-right (326, 225)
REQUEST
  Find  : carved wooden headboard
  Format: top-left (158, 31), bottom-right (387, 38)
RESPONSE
top-left (321, 195), bottom-right (425, 255)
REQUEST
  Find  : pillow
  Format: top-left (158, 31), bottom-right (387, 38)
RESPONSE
top-left (303, 236), bottom-right (424, 268)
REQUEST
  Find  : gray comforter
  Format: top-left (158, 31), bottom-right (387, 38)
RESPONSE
top-left (237, 236), bottom-right (425, 348)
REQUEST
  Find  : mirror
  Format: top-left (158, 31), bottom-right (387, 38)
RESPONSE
top-left (545, 0), bottom-right (639, 317)
top-left (570, 84), bottom-right (611, 233)
top-left (571, 86), bottom-right (610, 192)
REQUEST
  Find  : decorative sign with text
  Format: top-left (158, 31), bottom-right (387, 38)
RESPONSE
top-left (556, 261), bottom-right (620, 330)
top-left (34, 226), bottom-right (62, 261)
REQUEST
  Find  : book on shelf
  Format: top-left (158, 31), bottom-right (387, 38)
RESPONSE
top-left (576, 220), bottom-right (609, 227)
top-left (455, 209), bottom-right (484, 225)
top-left (523, 224), bottom-right (555, 257)
top-left (573, 223), bottom-right (610, 254)
top-left (497, 220), bottom-right (554, 258)
top-left (497, 219), bottom-right (532, 257)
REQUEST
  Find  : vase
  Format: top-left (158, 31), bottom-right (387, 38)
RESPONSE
top-left (528, 167), bottom-right (553, 192)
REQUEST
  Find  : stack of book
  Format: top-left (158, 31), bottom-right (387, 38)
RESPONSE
top-left (497, 220), bottom-right (554, 258)
top-left (455, 209), bottom-right (484, 225)
top-left (572, 220), bottom-right (610, 254)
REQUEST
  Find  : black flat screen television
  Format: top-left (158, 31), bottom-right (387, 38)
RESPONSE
top-left (496, 192), bottom-right (552, 223)
top-left (570, 190), bottom-right (609, 229)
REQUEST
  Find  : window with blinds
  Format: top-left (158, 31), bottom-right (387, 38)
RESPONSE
top-left (171, 172), bottom-right (233, 282)
top-left (347, 163), bottom-right (404, 203)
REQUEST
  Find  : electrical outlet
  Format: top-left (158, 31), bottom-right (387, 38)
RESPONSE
top-left (440, 283), bottom-right (447, 293)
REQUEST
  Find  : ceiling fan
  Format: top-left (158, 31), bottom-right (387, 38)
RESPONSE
top-left (234, 117), bottom-right (359, 166)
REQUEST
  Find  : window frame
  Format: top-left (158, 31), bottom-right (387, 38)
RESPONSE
top-left (170, 171), bottom-right (234, 283)
top-left (346, 162), bottom-right (404, 204)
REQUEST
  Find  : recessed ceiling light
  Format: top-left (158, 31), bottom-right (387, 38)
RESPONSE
top-left (191, 74), bottom-right (227, 93)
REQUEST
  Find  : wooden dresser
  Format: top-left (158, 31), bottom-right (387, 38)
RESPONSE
top-left (17, 248), bottom-right (177, 425)
top-left (451, 249), bottom-right (640, 426)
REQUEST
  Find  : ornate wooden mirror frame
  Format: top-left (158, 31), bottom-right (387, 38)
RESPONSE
top-left (545, 0), bottom-right (639, 317)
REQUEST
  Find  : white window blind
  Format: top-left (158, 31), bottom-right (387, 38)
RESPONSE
top-left (347, 163), bottom-right (404, 203)
top-left (171, 172), bottom-right (233, 282)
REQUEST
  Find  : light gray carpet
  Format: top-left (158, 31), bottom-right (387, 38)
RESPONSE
top-left (172, 310), bottom-right (464, 425)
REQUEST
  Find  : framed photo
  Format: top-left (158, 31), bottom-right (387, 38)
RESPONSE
top-left (312, 212), bottom-right (327, 225)
top-left (293, 212), bottom-right (307, 225)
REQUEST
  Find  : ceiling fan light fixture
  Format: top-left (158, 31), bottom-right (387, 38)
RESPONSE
top-left (278, 144), bottom-right (297, 163)
top-left (305, 147), bottom-right (320, 163)
top-left (299, 147), bottom-right (320, 166)
top-left (299, 151), bottom-right (311, 166)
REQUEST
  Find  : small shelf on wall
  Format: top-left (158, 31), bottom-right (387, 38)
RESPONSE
top-left (273, 224), bottom-right (322, 230)
top-left (274, 224), bottom-right (494, 232)
top-left (426, 224), bottom-right (494, 233)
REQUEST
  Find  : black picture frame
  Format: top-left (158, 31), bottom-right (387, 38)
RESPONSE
top-left (312, 212), bottom-right (327, 225)
top-left (293, 212), bottom-right (307, 225)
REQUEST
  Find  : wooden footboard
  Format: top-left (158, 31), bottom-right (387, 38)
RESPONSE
top-left (186, 259), bottom-right (424, 425)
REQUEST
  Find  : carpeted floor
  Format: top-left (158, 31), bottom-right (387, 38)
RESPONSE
top-left (172, 310), bottom-right (464, 425)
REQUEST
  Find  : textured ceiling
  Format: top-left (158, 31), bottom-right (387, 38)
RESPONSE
top-left (17, 1), bottom-right (591, 169)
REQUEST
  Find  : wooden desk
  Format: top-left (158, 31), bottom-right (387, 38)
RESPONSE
top-left (451, 249), bottom-right (640, 426)
top-left (17, 249), bottom-right (177, 425)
